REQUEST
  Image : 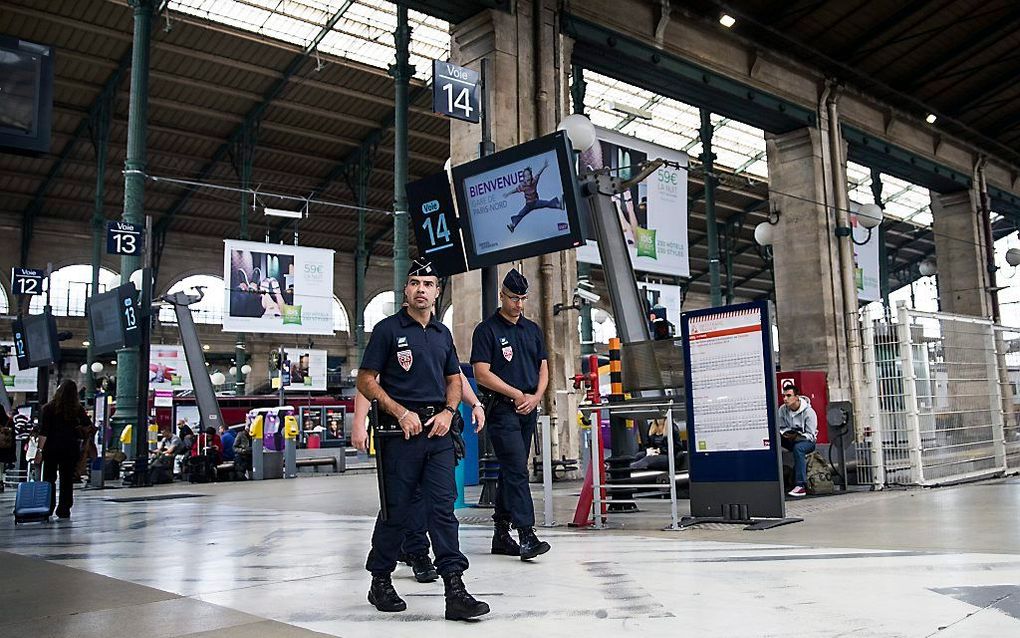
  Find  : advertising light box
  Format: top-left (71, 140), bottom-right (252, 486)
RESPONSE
top-left (223, 240), bottom-right (335, 335)
top-left (452, 131), bottom-right (584, 269)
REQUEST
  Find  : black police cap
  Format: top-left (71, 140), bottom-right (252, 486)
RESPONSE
top-left (407, 258), bottom-right (436, 278)
top-left (502, 268), bottom-right (529, 295)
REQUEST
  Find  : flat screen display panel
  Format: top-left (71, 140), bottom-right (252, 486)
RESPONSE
top-left (452, 131), bottom-right (584, 269)
top-left (88, 289), bottom-right (124, 356)
top-left (0, 36), bottom-right (53, 154)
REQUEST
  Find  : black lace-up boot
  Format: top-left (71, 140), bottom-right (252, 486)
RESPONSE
top-left (491, 520), bottom-right (521, 556)
top-left (368, 574), bottom-right (406, 612)
top-left (517, 526), bottom-right (551, 560)
top-left (443, 572), bottom-right (490, 620)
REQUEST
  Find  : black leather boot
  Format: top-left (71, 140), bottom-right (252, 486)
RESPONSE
top-left (443, 572), bottom-right (490, 620)
top-left (518, 526), bottom-right (551, 561)
top-left (407, 552), bottom-right (438, 583)
top-left (491, 520), bottom-right (521, 556)
top-left (368, 574), bottom-right (406, 612)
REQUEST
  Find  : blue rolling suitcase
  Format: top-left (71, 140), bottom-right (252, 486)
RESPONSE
top-left (14, 467), bottom-right (51, 524)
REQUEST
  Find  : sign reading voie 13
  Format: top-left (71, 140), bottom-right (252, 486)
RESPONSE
top-left (406, 171), bottom-right (468, 277)
top-left (432, 60), bottom-right (480, 124)
top-left (106, 220), bottom-right (144, 256)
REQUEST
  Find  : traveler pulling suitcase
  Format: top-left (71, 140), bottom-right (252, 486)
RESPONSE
top-left (14, 463), bottom-right (51, 524)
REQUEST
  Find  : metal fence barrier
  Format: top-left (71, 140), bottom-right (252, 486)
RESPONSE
top-left (857, 303), bottom-right (1016, 487)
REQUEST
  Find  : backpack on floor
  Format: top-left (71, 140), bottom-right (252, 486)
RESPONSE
top-left (806, 451), bottom-right (835, 495)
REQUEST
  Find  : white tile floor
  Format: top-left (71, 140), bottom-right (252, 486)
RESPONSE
top-left (3, 475), bottom-right (1020, 637)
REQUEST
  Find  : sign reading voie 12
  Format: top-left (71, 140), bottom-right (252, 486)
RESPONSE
top-left (10, 267), bottom-right (45, 296)
top-left (432, 60), bottom-right (480, 124)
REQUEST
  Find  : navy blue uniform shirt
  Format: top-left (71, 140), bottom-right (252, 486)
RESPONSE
top-left (361, 308), bottom-right (460, 405)
top-left (470, 310), bottom-right (547, 393)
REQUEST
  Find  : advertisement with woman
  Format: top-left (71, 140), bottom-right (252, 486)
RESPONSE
top-left (576, 127), bottom-right (690, 278)
top-left (223, 240), bottom-right (334, 335)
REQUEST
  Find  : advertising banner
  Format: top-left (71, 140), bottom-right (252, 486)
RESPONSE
top-left (851, 208), bottom-right (881, 303)
top-left (223, 240), bottom-right (335, 335)
top-left (1, 341), bottom-right (38, 392)
top-left (282, 348), bottom-right (328, 392)
top-left (577, 128), bottom-right (690, 278)
top-left (149, 344), bottom-right (192, 391)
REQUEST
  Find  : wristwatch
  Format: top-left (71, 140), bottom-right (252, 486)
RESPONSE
top-left (472, 402), bottom-right (483, 410)
top-left (444, 405), bottom-right (458, 416)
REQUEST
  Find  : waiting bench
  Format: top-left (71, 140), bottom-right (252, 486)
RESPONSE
top-left (296, 457), bottom-right (339, 472)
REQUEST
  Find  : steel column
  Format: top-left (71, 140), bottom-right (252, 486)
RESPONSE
top-left (232, 124), bottom-right (257, 391)
top-left (870, 168), bottom-right (891, 307)
top-left (112, 0), bottom-right (155, 439)
top-left (699, 109), bottom-right (722, 306)
top-left (389, 6), bottom-right (413, 304)
top-left (86, 74), bottom-right (119, 402)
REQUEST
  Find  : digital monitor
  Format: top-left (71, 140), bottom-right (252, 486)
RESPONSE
top-left (13, 311), bottom-right (59, 368)
top-left (87, 283), bottom-right (140, 356)
top-left (0, 35), bottom-right (54, 155)
top-left (451, 131), bottom-right (585, 269)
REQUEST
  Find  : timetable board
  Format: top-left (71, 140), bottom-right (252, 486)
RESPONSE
top-left (686, 308), bottom-right (771, 453)
top-left (680, 300), bottom-right (785, 519)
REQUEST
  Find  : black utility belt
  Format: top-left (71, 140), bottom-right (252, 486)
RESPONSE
top-left (481, 389), bottom-right (535, 407)
top-left (375, 403), bottom-right (447, 436)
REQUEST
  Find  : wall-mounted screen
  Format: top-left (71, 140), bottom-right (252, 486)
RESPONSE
top-left (451, 131), bottom-right (584, 269)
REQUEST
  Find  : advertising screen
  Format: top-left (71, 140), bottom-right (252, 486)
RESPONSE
top-left (452, 131), bottom-right (584, 269)
top-left (321, 405), bottom-right (346, 448)
top-left (223, 240), bottom-right (335, 335)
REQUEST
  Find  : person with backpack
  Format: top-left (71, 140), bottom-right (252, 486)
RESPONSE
top-left (777, 384), bottom-right (818, 497)
top-left (34, 379), bottom-right (92, 518)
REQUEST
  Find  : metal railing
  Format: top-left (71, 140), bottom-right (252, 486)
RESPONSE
top-left (857, 303), bottom-right (1012, 487)
top-left (581, 399), bottom-right (683, 530)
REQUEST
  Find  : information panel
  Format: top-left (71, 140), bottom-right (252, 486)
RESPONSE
top-left (681, 300), bottom-right (785, 519)
top-left (406, 171), bottom-right (468, 277)
top-left (686, 308), bottom-right (770, 452)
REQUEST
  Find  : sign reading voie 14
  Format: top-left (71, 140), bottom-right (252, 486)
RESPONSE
top-left (106, 220), bottom-right (144, 256)
top-left (406, 171), bottom-right (468, 277)
top-left (433, 60), bottom-right (480, 124)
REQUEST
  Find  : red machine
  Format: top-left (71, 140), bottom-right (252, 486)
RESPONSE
top-left (775, 370), bottom-right (829, 444)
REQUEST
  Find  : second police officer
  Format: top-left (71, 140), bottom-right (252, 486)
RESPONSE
top-left (471, 268), bottom-right (552, 560)
top-left (356, 259), bottom-right (489, 621)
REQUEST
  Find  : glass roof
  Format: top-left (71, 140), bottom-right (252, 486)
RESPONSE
top-left (168, 0), bottom-right (450, 81)
top-left (582, 71), bottom-right (769, 179)
top-left (581, 71), bottom-right (945, 226)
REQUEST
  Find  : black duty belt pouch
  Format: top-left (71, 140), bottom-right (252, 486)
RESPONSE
top-left (450, 411), bottom-right (466, 461)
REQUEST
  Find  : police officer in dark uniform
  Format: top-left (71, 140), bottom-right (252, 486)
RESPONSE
top-left (471, 268), bottom-right (552, 560)
top-left (357, 259), bottom-right (489, 621)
